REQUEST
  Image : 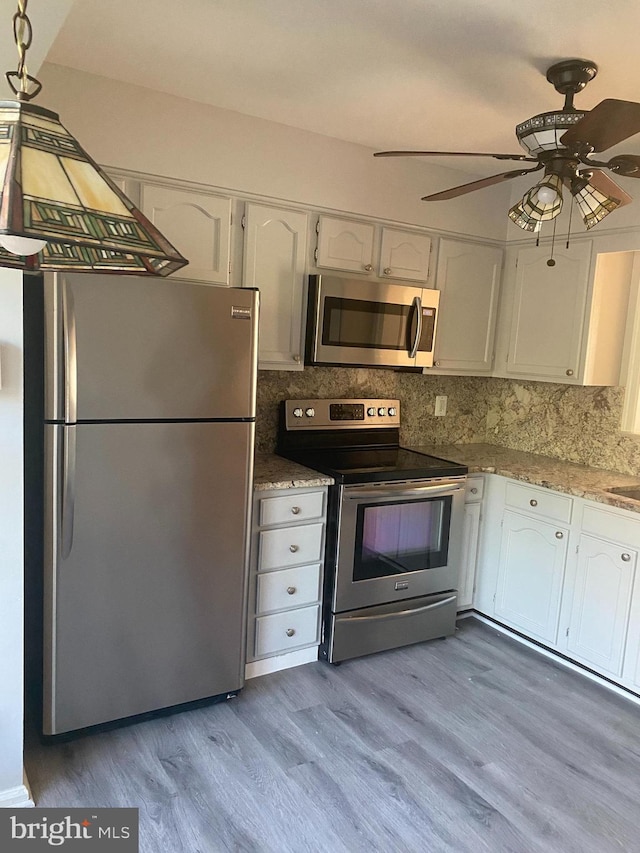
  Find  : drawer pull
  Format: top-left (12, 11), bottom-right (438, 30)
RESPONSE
top-left (287, 586), bottom-right (297, 595)
top-left (555, 531), bottom-right (564, 539)
top-left (285, 628), bottom-right (296, 637)
top-left (470, 487), bottom-right (478, 495)
top-left (364, 264), bottom-right (373, 272)
top-left (529, 499), bottom-right (538, 507)
top-left (291, 506), bottom-right (301, 515)
top-left (566, 369), bottom-right (574, 376)
top-left (289, 544), bottom-right (299, 553)
top-left (384, 267), bottom-right (392, 275)
top-left (622, 553), bottom-right (632, 562)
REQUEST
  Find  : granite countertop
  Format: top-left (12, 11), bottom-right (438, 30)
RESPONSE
top-left (253, 452), bottom-right (334, 491)
top-left (408, 443), bottom-right (640, 514)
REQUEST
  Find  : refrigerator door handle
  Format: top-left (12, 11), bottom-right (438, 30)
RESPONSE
top-left (62, 281), bottom-right (78, 424)
top-left (61, 426), bottom-right (77, 559)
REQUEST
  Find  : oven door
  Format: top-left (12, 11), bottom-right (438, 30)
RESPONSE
top-left (333, 478), bottom-right (466, 613)
top-left (307, 275), bottom-right (439, 368)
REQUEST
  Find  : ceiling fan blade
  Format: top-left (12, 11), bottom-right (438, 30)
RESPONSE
top-left (560, 99), bottom-right (640, 152)
top-left (374, 150), bottom-right (537, 162)
top-left (421, 165), bottom-right (542, 202)
top-left (606, 154), bottom-right (640, 178)
top-left (577, 169), bottom-right (632, 205)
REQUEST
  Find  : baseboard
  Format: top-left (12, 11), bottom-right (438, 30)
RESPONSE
top-left (245, 646), bottom-right (318, 679)
top-left (472, 612), bottom-right (640, 708)
top-left (0, 783), bottom-right (34, 809)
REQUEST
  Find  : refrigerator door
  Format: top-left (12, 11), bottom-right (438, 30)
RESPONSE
top-left (43, 421), bottom-right (254, 735)
top-left (44, 274), bottom-right (258, 422)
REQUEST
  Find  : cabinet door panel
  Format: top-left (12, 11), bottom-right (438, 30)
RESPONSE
top-left (495, 510), bottom-right (568, 643)
top-left (378, 228), bottom-right (431, 282)
top-left (566, 535), bottom-right (636, 676)
top-left (140, 184), bottom-right (231, 284)
top-left (243, 204), bottom-right (308, 370)
top-left (433, 240), bottom-right (502, 372)
top-left (316, 216), bottom-right (374, 274)
top-left (458, 502), bottom-right (481, 609)
top-left (506, 243), bottom-right (591, 380)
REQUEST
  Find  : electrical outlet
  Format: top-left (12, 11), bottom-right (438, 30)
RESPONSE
top-left (435, 395), bottom-right (447, 417)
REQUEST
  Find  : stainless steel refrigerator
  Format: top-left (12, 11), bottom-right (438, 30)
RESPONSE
top-left (40, 272), bottom-right (258, 736)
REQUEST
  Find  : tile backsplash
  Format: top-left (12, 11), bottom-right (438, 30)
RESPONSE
top-left (256, 369), bottom-right (640, 476)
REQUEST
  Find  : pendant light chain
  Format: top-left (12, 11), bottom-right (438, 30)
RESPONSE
top-left (5, 0), bottom-right (41, 101)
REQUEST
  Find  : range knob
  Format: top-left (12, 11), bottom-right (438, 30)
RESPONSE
top-left (388, 406), bottom-right (397, 417)
top-left (378, 407), bottom-right (386, 416)
top-left (305, 407), bottom-right (315, 418)
top-left (293, 407), bottom-right (304, 418)
top-left (367, 407), bottom-right (376, 417)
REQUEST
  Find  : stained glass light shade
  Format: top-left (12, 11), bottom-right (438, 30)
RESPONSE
top-left (509, 174), bottom-right (564, 232)
top-left (515, 110), bottom-right (584, 156)
top-left (507, 200), bottom-right (542, 233)
top-left (571, 180), bottom-right (622, 230)
top-left (0, 100), bottom-right (188, 274)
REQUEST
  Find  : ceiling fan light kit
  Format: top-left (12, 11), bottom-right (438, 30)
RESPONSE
top-left (375, 58), bottom-right (640, 236)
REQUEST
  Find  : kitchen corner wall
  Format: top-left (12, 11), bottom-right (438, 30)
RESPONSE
top-left (256, 371), bottom-right (640, 477)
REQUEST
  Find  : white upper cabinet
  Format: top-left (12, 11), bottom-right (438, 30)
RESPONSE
top-left (494, 240), bottom-right (633, 385)
top-left (140, 183), bottom-right (231, 285)
top-left (430, 239), bottom-right (502, 374)
top-left (315, 215), bottom-right (375, 274)
top-left (378, 228), bottom-right (431, 282)
top-left (242, 203), bottom-right (308, 371)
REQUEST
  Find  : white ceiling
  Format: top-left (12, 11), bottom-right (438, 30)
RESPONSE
top-left (35, 0), bottom-right (640, 175)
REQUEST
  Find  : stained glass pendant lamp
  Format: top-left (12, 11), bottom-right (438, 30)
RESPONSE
top-left (0, 0), bottom-right (187, 275)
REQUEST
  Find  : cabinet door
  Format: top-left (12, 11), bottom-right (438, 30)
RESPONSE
top-left (432, 240), bottom-right (502, 373)
top-left (378, 227), bottom-right (431, 282)
top-left (242, 203), bottom-right (308, 370)
top-left (140, 183), bottom-right (231, 285)
top-left (495, 510), bottom-right (568, 644)
top-left (458, 502), bottom-right (481, 609)
top-left (506, 242), bottom-right (591, 381)
top-left (316, 215), bottom-right (374, 274)
top-left (564, 535), bottom-right (636, 677)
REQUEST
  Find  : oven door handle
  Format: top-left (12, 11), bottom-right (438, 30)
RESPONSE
top-left (343, 482), bottom-right (465, 501)
top-left (408, 295), bottom-right (423, 359)
top-left (346, 594), bottom-right (457, 623)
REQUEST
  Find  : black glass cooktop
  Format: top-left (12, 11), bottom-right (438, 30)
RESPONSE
top-left (278, 446), bottom-right (467, 484)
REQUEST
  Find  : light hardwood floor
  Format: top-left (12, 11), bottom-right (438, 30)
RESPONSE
top-left (24, 618), bottom-right (640, 852)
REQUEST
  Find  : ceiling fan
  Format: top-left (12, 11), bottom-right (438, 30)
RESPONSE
top-left (374, 60), bottom-right (640, 231)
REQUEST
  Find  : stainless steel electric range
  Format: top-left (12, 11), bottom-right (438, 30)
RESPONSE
top-left (277, 398), bottom-right (468, 663)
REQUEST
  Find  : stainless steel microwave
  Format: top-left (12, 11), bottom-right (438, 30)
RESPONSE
top-left (305, 275), bottom-right (440, 369)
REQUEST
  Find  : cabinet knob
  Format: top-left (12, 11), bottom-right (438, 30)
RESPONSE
top-left (566, 369), bottom-right (574, 376)
top-left (293, 354), bottom-right (301, 363)
top-left (434, 360), bottom-right (441, 367)
top-left (384, 267), bottom-right (392, 275)
top-left (289, 544), bottom-right (299, 553)
top-left (555, 531), bottom-right (564, 539)
top-left (286, 628), bottom-right (296, 637)
top-left (622, 553), bottom-right (632, 562)
top-left (470, 487), bottom-right (478, 495)
top-left (363, 264), bottom-right (373, 272)
top-left (529, 499), bottom-right (538, 507)
top-left (291, 506), bottom-right (301, 515)
top-left (287, 586), bottom-right (297, 595)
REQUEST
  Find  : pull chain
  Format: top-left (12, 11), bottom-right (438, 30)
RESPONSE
top-left (5, 0), bottom-right (42, 101)
top-left (566, 194), bottom-right (574, 250)
top-left (547, 217), bottom-right (558, 267)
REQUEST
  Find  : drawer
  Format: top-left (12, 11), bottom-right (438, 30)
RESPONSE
top-left (582, 504), bottom-right (640, 547)
top-left (258, 522), bottom-right (324, 571)
top-left (259, 490), bottom-right (325, 527)
top-left (505, 481), bottom-right (572, 524)
top-left (255, 605), bottom-right (321, 657)
top-left (465, 476), bottom-right (484, 503)
top-left (256, 563), bottom-right (322, 615)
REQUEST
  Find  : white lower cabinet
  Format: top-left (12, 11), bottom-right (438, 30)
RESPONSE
top-left (247, 486), bottom-right (327, 665)
top-left (495, 510), bottom-right (568, 645)
top-left (458, 476), bottom-right (484, 610)
top-left (560, 534), bottom-right (636, 677)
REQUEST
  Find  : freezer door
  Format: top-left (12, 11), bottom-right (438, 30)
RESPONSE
top-left (43, 421), bottom-right (254, 735)
top-left (44, 274), bottom-right (258, 422)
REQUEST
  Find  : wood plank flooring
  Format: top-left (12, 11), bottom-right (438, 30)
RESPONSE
top-left (24, 618), bottom-right (640, 852)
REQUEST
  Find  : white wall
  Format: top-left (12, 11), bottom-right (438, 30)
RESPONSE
top-left (0, 270), bottom-right (30, 807)
top-left (39, 63), bottom-right (511, 242)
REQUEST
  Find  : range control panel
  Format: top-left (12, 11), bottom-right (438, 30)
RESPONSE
top-left (284, 399), bottom-right (400, 430)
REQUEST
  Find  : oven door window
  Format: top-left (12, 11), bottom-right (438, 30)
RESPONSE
top-left (353, 496), bottom-right (451, 581)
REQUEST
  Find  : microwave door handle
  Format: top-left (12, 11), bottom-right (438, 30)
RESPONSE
top-left (409, 295), bottom-right (422, 359)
